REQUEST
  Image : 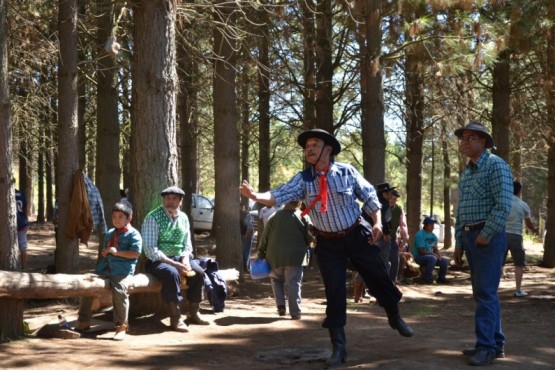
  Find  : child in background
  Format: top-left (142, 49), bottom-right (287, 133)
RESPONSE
top-left (76, 202), bottom-right (142, 341)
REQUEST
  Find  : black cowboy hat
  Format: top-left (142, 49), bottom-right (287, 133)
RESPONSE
top-left (376, 182), bottom-right (397, 193)
top-left (160, 186), bottom-right (185, 197)
top-left (454, 121), bottom-right (495, 149)
top-left (297, 128), bottom-right (341, 155)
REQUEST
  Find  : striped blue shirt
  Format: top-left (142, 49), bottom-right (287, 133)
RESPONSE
top-left (455, 150), bottom-right (513, 247)
top-left (271, 162), bottom-right (381, 232)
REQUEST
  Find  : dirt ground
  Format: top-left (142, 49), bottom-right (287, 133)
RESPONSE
top-left (1, 223), bottom-right (554, 370)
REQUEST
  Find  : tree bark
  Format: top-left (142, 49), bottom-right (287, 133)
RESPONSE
top-left (405, 44), bottom-right (425, 239)
top-left (542, 3), bottom-right (555, 267)
top-left (359, 0), bottom-right (385, 184)
top-left (491, 48), bottom-right (511, 162)
top-left (0, 0), bottom-right (24, 339)
top-left (95, 0), bottom-right (122, 229)
top-left (177, 6), bottom-right (200, 247)
top-left (130, 0), bottom-right (179, 231)
top-left (258, 2), bottom-right (271, 191)
top-left (314, 0), bottom-right (333, 133)
top-left (441, 122), bottom-right (452, 248)
top-left (56, 0), bottom-right (80, 273)
top-left (213, 0), bottom-right (242, 270)
top-left (301, 0), bottom-right (316, 130)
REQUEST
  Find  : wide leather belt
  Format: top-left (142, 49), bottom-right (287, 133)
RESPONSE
top-left (463, 221), bottom-right (486, 232)
top-left (316, 218), bottom-right (360, 240)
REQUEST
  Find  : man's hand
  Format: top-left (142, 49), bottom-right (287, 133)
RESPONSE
top-left (454, 248), bottom-right (464, 265)
top-left (240, 180), bottom-right (255, 200)
top-left (475, 234), bottom-right (489, 247)
top-left (370, 224), bottom-right (383, 244)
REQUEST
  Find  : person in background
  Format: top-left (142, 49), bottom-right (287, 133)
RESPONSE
top-left (259, 204), bottom-right (278, 232)
top-left (389, 189), bottom-right (409, 283)
top-left (240, 206), bottom-right (255, 273)
top-left (240, 128), bottom-right (413, 367)
top-left (504, 180), bottom-right (538, 297)
top-left (142, 186), bottom-right (209, 333)
top-left (257, 200), bottom-right (310, 320)
top-left (76, 202), bottom-right (142, 341)
top-left (15, 189), bottom-right (29, 270)
top-left (412, 217), bottom-right (450, 284)
top-left (454, 121), bottom-right (513, 366)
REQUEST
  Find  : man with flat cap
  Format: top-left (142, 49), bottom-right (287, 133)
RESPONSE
top-left (240, 128), bottom-right (413, 366)
top-left (142, 186), bottom-right (209, 332)
top-left (454, 122), bottom-right (513, 366)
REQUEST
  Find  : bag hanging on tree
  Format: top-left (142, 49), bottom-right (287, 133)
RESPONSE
top-left (250, 258), bottom-right (271, 280)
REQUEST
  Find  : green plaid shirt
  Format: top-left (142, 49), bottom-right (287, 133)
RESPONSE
top-left (455, 150), bottom-right (513, 247)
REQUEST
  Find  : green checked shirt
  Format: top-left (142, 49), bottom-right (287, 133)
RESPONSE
top-left (455, 150), bottom-right (513, 248)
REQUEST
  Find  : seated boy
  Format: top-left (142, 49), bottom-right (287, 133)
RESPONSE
top-left (76, 202), bottom-right (142, 341)
top-left (412, 217), bottom-right (449, 284)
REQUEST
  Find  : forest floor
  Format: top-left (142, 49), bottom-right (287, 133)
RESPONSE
top-left (1, 223), bottom-right (554, 370)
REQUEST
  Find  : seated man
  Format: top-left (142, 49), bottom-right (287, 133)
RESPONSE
top-left (142, 186), bottom-right (209, 332)
top-left (412, 217), bottom-right (450, 284)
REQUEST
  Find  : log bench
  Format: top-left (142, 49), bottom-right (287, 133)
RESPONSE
top-left (0, 270), bottom-right (184, 299)
top-left (0, 270), bottom-right (189, 319)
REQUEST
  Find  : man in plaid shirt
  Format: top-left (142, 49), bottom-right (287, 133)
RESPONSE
top-left (454, 122), bottom-right (513, 366)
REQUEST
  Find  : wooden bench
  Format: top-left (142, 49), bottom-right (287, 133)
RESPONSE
top-left (0, 270), bottom-right (184, 300)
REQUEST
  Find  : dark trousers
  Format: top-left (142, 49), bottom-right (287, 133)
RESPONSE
top-left (145, 257), bottom-right (204, 304)
top-left (316, 221), bottom-right (402, 328)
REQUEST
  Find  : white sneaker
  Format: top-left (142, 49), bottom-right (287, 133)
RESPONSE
top-left (514, 289), bottom-right (528, 297)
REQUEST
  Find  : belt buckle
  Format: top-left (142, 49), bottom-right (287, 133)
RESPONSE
top-left (336, 231), bottom-right (346, 238)
top-left (464, 226), bottom-right (470, 232)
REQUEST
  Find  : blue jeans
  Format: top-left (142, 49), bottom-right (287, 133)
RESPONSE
top-left (146, 257), bottom-right (205, 304)
top-left (414, 254), bottom-right (449, 282)
top-left (462, 228), bottom-right (506, 353)
top-left (269, 266), bottom-right (304, 318)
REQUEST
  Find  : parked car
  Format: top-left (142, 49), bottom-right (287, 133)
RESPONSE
top-left (191, 194), bottom-right (214, 232)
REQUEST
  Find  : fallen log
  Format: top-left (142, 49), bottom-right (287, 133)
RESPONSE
top-left (0, 271), bottom-right (176, 299)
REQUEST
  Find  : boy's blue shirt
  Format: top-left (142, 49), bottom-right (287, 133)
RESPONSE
top-left (95, 224), bottom-right (142, 276)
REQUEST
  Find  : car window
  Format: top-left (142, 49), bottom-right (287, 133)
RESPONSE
top-left (196, 195), bottom-right (213, 209)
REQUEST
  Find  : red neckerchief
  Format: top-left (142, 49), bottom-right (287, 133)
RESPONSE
top-left (107, 227), bottom-right (129, 250)
top-left (301, 164), bottom-right (329, 217)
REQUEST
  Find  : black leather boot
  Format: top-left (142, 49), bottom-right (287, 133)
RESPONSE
top-left (326, 327), bottom-right (347, 366)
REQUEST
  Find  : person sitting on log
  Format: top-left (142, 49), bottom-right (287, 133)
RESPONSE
top-left (142, 186), bottom-right (209, 332)
top-left (76, 202), bottom-right (142, 341)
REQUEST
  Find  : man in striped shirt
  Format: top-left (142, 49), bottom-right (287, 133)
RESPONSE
top-left (454, 122), bottom-right (513, 367)
top-left (240, 129), bottom-right (413, 366)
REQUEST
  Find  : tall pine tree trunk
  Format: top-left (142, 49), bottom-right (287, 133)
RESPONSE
top-left (542, 3), bottom-right (555, 267)
top-left (257, 2), bottom-right (271, 191)
top-left (359, 0), bottom-right (385, 184)
top-left (213, 0), bottom-right (241, 270)
top-left (0, 0), bottom-right (24, 339)
top-left (314, 0), bottom-right (333, 133)
top-left (95, 0), bottom-right (122, 229)
top-left (405, 45), bottom-right (425, 239)
top-left (177, 6), bottom-right (200, 245)
top-left (56, 0), bottom-right (80, 273)
top-left (130, 0), bottom-right (179, 230)
top-left (301, 0), bottom-right (316, 130)
top-left (491, 49), bottom-right (510, 162)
